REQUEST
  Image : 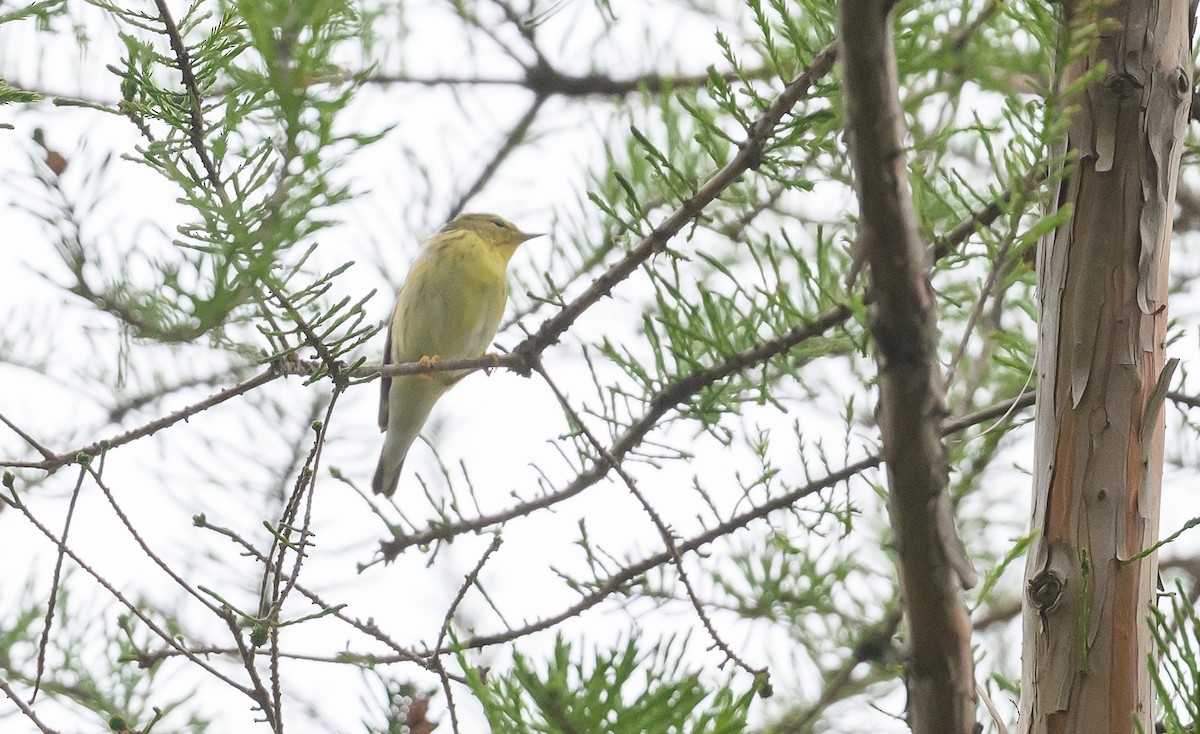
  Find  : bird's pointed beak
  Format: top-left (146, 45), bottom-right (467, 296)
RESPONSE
top-left (519, 230), bottom-right (544, 243)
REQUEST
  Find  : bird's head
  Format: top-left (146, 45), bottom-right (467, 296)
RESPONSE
top-left (441, 213), bottom-right (542, 250)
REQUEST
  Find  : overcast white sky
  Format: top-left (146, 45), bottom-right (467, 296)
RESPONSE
top-left (6, 2), bottom-right (1200, 733)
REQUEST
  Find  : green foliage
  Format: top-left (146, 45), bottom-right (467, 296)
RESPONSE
top-left (0, 577), bottom-right (209, 733)
top-left (462, 636), bottom-right (755, 733)
top-left (1150, 580), bottom-right (1200, 733)
top-left (20, 0), bottom-right (382, 370)
top-left (0, 0), bottom-right (66, 26)
top-left (0, 79), bottom-right (40, 108)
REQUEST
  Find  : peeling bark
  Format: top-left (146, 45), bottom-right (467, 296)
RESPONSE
top-left (1021, 1), bottom-right (1191, 732)
top-left (839, 3), bottom-right (978, 732)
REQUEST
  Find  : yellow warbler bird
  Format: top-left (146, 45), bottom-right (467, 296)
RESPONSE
top-left (372, 213), bottom-right (541, 496)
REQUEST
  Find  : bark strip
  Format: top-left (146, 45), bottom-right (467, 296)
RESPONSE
top-left (1021, 1), bottom-right (1191, 732)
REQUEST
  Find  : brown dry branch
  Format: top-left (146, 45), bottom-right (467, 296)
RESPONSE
top-left (0, 677), bottom-right (59, 734)
top-left (431, 390), bottom-right (1035, 657)
top-left (533, 361), bottom-right (767, 682)
top-left (30, 466), bottom-right (85, 702)
top-left (509, 42), bottom-right (839, 368)
top-left (259, 388), bottom-right (344, 623)
top-left (8, 65), bottom-right (778, 114)
top-left (0, 490), bottom-right (256, 698)
top-left (0, 368), bottom-right (283, 473)
top-left (380, 303), bottom-right (853, 557)
top-left (123, 391), bottom-right (1036, 672)
top-left (433, 534), bottom-right (502, 734)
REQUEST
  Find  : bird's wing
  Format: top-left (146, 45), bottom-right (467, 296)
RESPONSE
top-left (378, 292), bottom-right (400, 431)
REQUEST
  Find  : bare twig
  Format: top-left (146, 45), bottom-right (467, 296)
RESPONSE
top-left (447, 95), bottom-right (547, 220)
top-left (488, 0), bottom-right (550, 68)
top-left (152, 0), bottom-right (223, 192)
top-left (534, 362), bottom-right (765, 681)
top-left (0, 368), bottom-right (283, 472)
top-left (107, 366), bottom-right (257, 423)
top-left (260, 390), bottom-right (338, 615)
top-left (435, 389), bottom-right (1034, 655)
top-left (382, 303), bottom-right (853, 557)
top-left (434, 534), bottom-right (502, 734)
top-left (0, 412), bottom-right (55, 461)
top-left (0, 678), bottom-right (58, 734)
top-left (87, 465), bottom-right (233, 621)
top-left (10, 66), bottom-right (778, 107)
top-left (32, 465), bottom-right (86, 702)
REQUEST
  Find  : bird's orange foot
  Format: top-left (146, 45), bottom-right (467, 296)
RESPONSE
top-left (419, 354), bottom-right (441, 378)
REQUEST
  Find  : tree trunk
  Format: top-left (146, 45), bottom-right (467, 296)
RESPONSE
top-left (1021, 1), bottom-right (1191, 731)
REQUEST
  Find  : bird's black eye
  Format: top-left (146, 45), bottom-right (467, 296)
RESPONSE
top-left (491, 218), bottom-right (505, 228)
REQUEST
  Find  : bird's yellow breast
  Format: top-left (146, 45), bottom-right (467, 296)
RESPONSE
top-left (391, 230), bottom-right (510, 364)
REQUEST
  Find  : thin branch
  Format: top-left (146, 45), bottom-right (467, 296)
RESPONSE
top-left (87, 465), bottom-right (228, 614)
top-left (972, 597), bottom-right (1021, 631)
top-left (840, 3), bottom-right (976, 730)
top-left (447, 94), bottom-right (547, 220)
top-left (0, 368), bottom-right (283, 472)
top-left (942, 238), bottom-right (1015, 394)
top-left (374, 65), bottom-right (779, 98)
top-left (433, 534), bottom-right (501, 734)
top-left (510, 41), bottom-right (840, 370)
top-left (952, 0), bottom-right (1001, 52)
top-left (106, 365), bottom-right (256, 423)
top-left (435, 535), bottom-right (503, 653)
top-left (0, 411), bottom-right (55, 461)
top-left (10, 66), bottom-right (777, 108)
top-left (263, 281), bottom-right (342, 381)
top-left (0, 677), bottom-right (58, 734)
top-left (534, 362), bottom-right (765, 681)
top-left (32, 465), bottom-right (86, 702)
top-left (381, 303), bottom-right (853, 557)
top-left (930, 164), bottom-right (1049, 261)
top-left (437, 389), bottom-right (1034, 654)
top-left (488, 0), bottom-right (550, 68)
top-left (260, 388), bottom-right (342, 624)
top-left (152, 0), bottom-right (223, 192)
